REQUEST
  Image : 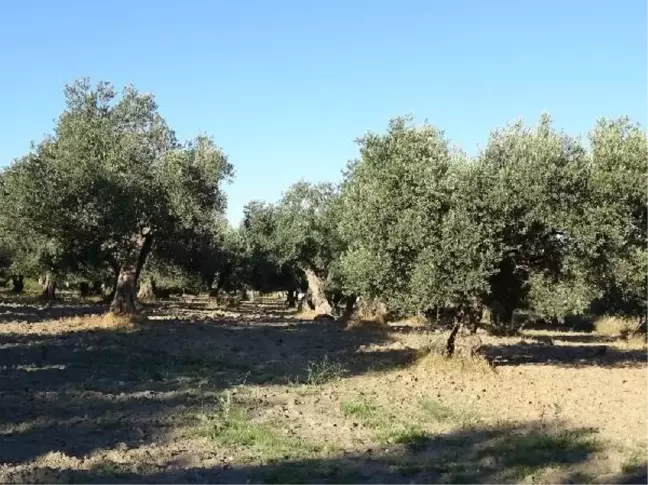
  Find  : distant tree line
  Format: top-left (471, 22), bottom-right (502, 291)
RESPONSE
top-left (0, 80), bottom-right (645, 343)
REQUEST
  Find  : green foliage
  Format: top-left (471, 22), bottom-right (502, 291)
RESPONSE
top-left (240, 201), bottom-right (304, 292)
top-left (199, 392), bottom-right (325, 462)
top-left (0, 79), bottom-right (232, 288)
top-left (338, 116), bottom-right (496, 317)
top-left (273, 181), bottom-right (345, 277)
top-left (582, 118), bottom-right (647, 316)
top-left (478, 115), bottom-right (592, 320)
top-left (1, 77), bottom-right (644, 325)
top-left (528, 272), bottom-right (597, 322)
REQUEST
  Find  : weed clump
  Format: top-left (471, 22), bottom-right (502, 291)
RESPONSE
top-left (595, 316), bottom-right (645, 342)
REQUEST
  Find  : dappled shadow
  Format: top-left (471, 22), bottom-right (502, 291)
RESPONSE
top-left (597, 463), bottom-right (648, 484)
top-left (0, 300), bottom-right (106, 324)
top-left (538, 333), bottom-right (616, 344)
top-left (383, 325), bottom-right (443, 335)
top-left (0, 299), bottom-right (411, 465)
top-left (143, 298), bottom-right (304, 326)
top-left (10, 421), bottom-right (605, 483)
top-left (482, 341), bottom-right (647, 368)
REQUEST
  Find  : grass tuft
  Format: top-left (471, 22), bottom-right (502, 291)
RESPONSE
top-left (304, 355), bottom-right (347, 385)
top-left (378, 424), bottom-right (427, 447)
top-left (621, 443), bottom-right (648, 473)
top-left (341, 397), bottom-right (379, 421)
top-left (594, 316), bottom-right (642, 339)
top-left (418, 397), bottom-right (456, 422)
top-left (487, 428), bottom-right (601, 479)
top-left (414, 348), bottom-right (493, 374)
top-left (199, 392), bottom-right (323, 461)
top-left (59, 312), bottom-right (143, 331)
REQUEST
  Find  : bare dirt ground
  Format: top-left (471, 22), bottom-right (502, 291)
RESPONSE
top-left (0, 295), bottom-right (646, 484)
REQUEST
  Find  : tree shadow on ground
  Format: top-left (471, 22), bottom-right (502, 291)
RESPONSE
top-left (11, 421), bottom-right (610, 484)
top-left (0, 299), bottom-right (412, 465)
top-left (0, 299), bottom-right (106, 324)
top-left (538, 333), bottom-right (617, 344)
top-left (482, 341), bottom-right (647, 368)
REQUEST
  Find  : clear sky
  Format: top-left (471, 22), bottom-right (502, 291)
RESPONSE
top-left (1, 0), bottom-right (646, 225)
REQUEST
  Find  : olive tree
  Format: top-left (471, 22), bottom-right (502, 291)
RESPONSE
top-left (0, 79), bottom-right (232, 314)
top-left (269, 181), bottom-right (345, 315)
top-left (582, 117), bottom-right (647, 323)
top-left (338, 117), bottom-right (498, 347)
top-left (477, 114), bottom-right (592, 326)
top-left (240, 201), bottom-right (305, 303)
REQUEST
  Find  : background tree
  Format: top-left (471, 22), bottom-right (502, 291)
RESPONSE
top-left (0, 79), bottom-right (233, 314)
top-left (240, 201), bottom-right (305, 305)
top-left (271, 181), bottom-right (345, 315)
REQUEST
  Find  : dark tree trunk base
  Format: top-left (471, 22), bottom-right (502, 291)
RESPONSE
top-left (446, 322), bottom-right (462, 357)
top-left (11, 275), bottom-right (24, 294)
top-left (286, 290), bottom-right (296, 308)
top-left (339, 295), bottom-right (357, 322)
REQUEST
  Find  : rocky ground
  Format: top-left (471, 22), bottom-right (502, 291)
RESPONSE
top-left (0, 295), bottom-right (646, 484)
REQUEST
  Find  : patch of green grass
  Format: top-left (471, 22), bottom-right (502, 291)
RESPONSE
top-left (378, 424), bottom-right (428, 448)
top-left (340, 397), bottom-right (379, 421)
top-left (485, 428), bottom-right (601, 480)
top-left (199, 393), bottom-right (323, 462)
top-left (304, 355), bottom-right (347, 385)
top-left (340, 396), bottom-right (392, 432)
top-left (340, 396), bottom-right (431, 449)
top-left (621, 443), bottom-right (648, 473)
top-left (418, 397), bottom-right (456, 422)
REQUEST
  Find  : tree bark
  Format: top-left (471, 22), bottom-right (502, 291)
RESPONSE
top-left (11, 274), bottom-right (24, 294)
top-left (137, 277), bottom-right (156, 301)
top-left (286, 290), bottom-right (296, 308)
top-left (304, 268), bottom-right (332, 315)
top-left (110, 231), bottom-right (153, 315)
top-left (41, 272), bottom-right (57, 300)
top-left (446, 321), bottom-right (462, 357)
top-left (339, 294), bottom-right (357, 321)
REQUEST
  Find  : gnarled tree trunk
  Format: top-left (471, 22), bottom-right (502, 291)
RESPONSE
top-left (110, 231), bottom-right (153, 315)
top-left (304, 268), bottom-right (332, 315)
top-left (137, 277), bottom-right (156, 301)
top-left (41, 272), bottom-right (57, 300)
top-left (446, 321), bottom-right (463, 357)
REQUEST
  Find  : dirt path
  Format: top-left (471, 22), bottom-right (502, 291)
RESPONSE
top-left (0, 297), bottom-right (646, 483)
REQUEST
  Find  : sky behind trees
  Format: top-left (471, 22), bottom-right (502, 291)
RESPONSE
top-left (1, 0), bottom-right (645, 224)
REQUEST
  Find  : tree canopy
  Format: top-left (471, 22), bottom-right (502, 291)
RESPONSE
top-left (0, 79), bottom-right (232, 311)
top-left (1, 78), bottom-right (644, 336)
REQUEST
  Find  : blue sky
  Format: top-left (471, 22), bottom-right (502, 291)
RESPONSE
top-left (1, 0), bottom-right (646, 225)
